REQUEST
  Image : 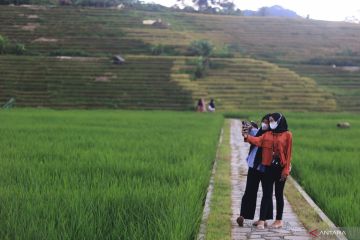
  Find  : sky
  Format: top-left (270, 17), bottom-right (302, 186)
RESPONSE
top-left (142, 0), bottom-right (360, 21)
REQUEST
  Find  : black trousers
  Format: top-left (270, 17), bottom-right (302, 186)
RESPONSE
top-left (259, 164), bottom-right (286, 221)
top-left (240, 167), bottom-right (273, 220)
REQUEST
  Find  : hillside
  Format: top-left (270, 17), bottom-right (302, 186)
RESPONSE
top-left (0, 5), bottom-right (359, 111)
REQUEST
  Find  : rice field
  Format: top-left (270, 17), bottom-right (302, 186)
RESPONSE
top-left (237, 111), bottom-right (360, 228)
top-left (0, 109), bottom-right (223, 240)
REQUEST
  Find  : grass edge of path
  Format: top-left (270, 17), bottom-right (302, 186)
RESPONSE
top-left (204, 119), bottom-right (232, 240)
top-left (284, 177), bottom-right (338, 240)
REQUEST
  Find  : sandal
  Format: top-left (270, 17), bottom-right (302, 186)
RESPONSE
top-left (236, 216), bottom-right (244, 227)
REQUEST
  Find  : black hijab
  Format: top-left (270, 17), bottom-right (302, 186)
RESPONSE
top-left (271, 112), bottom-right (288, 133)
top-left (249, 113), bottom-right (271, 169)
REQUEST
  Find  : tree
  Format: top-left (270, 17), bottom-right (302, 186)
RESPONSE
top-left (193, 0), bottom-right (209, 10)
top-left (177, 0), bottom-right (238, 13)
top-left (187, 40), bottom-right (214, 79)
top-left (188, 40), bottom-right (213, 57)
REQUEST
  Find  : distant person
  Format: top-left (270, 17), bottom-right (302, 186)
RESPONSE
top-left (196, 98), bottom-right (206, 112)
top-left (242, 113), bottom-right (292, 229)
top-left (237, 114), bottom-right (273, 228)
top-left (208, 98), bottom-right (215, 112)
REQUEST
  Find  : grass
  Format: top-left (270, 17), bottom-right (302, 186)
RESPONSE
top-left (205, 119), bottom-right (231, 240)
top-left (284, 178), bottom-right (337, 240)
top-left (227, 111), bottom-right (360, 229)
top-left (0, 109), bottom-right (223, 240)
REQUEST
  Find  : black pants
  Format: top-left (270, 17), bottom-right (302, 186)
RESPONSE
top-left (240, 167), bottom-right (272, 220)
top-left (260, 164), bottom-right (286, 221)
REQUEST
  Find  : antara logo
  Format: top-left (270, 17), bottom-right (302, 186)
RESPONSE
top-left (309, 228), bottom-right (347, 238)
top-left (309, 229), bottom-right (319, 238)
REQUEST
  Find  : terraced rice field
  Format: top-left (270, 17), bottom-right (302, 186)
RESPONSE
top-left (192, 58), bottom-right (337, 111)
top-left (1, 5), bottom-right (360, 112)
top-left (2, 5), bottom-right (360, 62)
top-left (0, 55), bottom-right (194, 110)
top-left (0, 109), bottom-right (223, 239)
top-left (282, 63), bottom-right (360, 112)
top-left (0, 55), bottom-right (337, 111)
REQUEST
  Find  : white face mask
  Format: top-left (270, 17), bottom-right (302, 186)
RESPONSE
top-left (261, 123), bottom-right (269, 130)
top-left (270, 122), bottom-right (278, 130)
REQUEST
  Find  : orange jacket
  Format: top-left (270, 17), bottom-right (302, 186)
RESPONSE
top-left (245, 131), bottom-right (293, 176)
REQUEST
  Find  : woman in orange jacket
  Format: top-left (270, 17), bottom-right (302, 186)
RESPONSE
top-left (242, 113), bottom-right (292, 229)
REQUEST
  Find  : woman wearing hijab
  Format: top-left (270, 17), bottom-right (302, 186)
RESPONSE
top-left (237, 114), bottom-right (273, 227)
top-left (242, 113), bottom-right (292, 229)
top-left (196, 98), bottom-right (206, 112)
top-left (208, 98), bottom-right (216, 112)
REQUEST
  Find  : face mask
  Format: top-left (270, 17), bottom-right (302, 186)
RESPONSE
top-left (261, 123), bottom-right (269, 130)
top-left (270, 122), bottom-right (278, 130)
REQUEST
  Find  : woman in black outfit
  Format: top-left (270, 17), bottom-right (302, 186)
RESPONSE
top-left (237, 114), bottom-right (273, 227)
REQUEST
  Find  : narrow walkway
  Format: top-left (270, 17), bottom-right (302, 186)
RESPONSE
top-left (230, 119), bottom-right (310, 240)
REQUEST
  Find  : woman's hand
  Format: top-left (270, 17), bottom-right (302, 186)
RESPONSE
top-left (280, 174), bottom-right (287, 182)
top-left (242, 131), bottom-right (248, 138)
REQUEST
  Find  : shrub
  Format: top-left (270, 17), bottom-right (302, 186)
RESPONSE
top-left (11, 43), bottom-right (26, 55)
top-left (186, 40), bottom-right (214, 79)
top-left (187, 40), bottom-right (213, 57)
top-left (185, 56), bottom-right (208, 80)
top-left (0, 35), bottom-right (26, 55)
top-left (0, 35), bottom-right (9, 54)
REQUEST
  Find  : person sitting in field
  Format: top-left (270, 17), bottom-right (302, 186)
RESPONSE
top-left (208, 98), bottom-right (215, 112)
top-left (196, 98), bottom-right (206, 112)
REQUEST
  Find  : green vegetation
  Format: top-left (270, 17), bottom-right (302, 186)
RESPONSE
top-left (205, 120), bottom-right (231, 240)
top-left (0, 34), bottom-right (26, 55)
top-left (186, 40), bottom-right (214, 79)
top-left (233, 111), bottom-right (360, 228)
top-left (0, 109), bottom-right (223, 239)
top-left (282, 63), bottom-right (360, 112)
top-left (0, 55), bottom-right (336, 111)
top-left (187, 40), bottom-right (213, 58)
top-left (284, 178), bottom-right (336, 239)
top-left (290, 112), bottom-right (359, 228)
top-left (0, 6), bottom-right (359, 111)
top-left (0, 55), bottom-right (194, 110)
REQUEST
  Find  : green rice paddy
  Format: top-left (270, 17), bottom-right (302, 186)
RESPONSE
top-left (0, 109), bottom-right (223, 240)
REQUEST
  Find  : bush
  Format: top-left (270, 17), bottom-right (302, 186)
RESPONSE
top-left (11, 43), bottom-right (26, 55)
top-left (194, 56), bottom-right (206, 79)
top-left (186, 40), bottom-right (214, 79)
top-left (187, 40), bottom-right (213, 57)
top-left (0, 35), bottom-right (26, 55)
top-left (0, 35), bottom-right (9, 54)
top-left (185, 56), bottom-right (208, 80)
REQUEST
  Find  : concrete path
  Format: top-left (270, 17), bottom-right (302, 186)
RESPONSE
top-left (230, 119), bottom-right (311, 240)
